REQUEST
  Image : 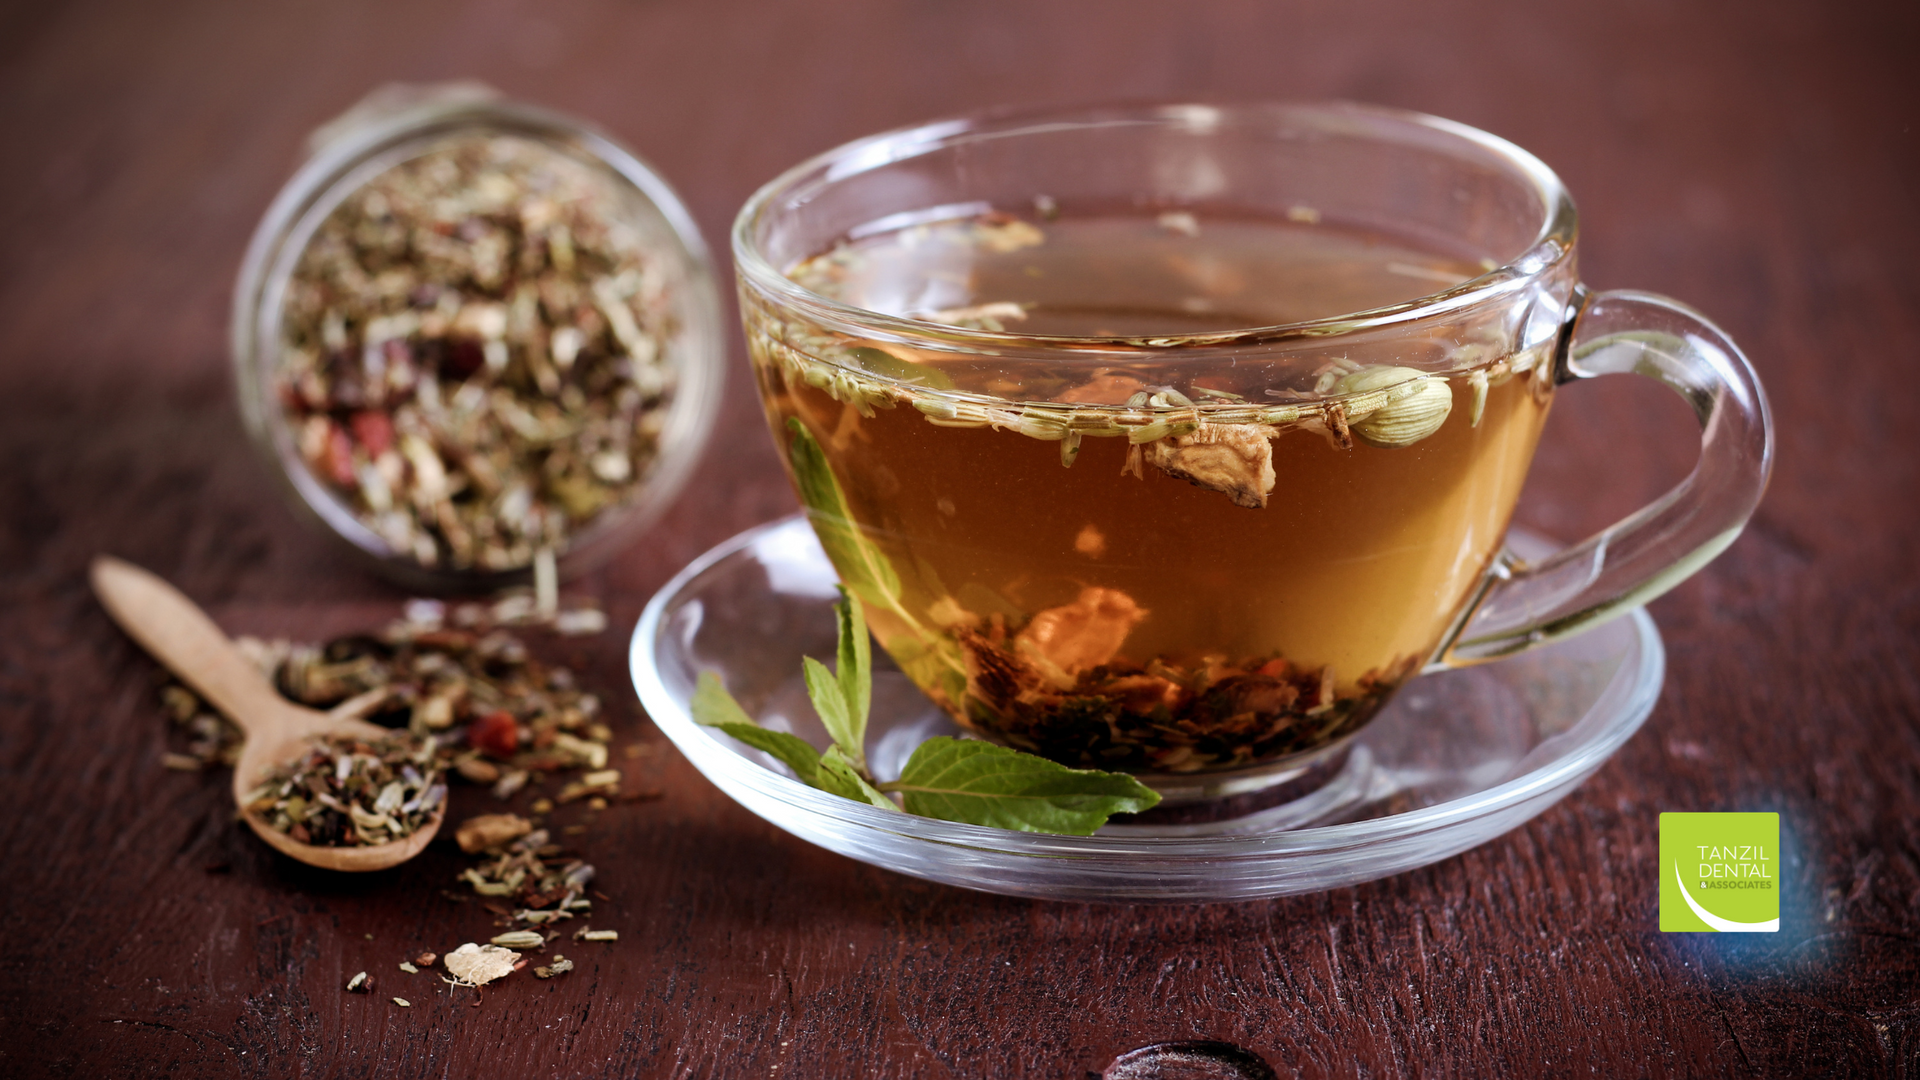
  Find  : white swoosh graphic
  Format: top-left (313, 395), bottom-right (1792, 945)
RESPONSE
top-left (1674, 860), bottom-right (1779, 931)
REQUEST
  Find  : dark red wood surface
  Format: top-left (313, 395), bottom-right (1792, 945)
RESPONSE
top-left (3, 1), bottom-right (1916, 1076)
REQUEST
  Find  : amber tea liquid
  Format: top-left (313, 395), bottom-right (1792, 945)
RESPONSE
top-left (748, 212), bottom-right (1554, 776)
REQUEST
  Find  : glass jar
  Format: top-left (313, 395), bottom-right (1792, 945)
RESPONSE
top-left (233, 89), bottom-right (723, 591)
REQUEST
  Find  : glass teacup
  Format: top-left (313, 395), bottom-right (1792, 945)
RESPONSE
top-left (731, 103), bottom-right (1771, 802)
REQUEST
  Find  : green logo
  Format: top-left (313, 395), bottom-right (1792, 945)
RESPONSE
top-left (1659, 812), bottom-right (1779, 932)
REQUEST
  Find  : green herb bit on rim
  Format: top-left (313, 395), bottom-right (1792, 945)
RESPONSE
top-left (690, 590), bottom-right (1160, 835)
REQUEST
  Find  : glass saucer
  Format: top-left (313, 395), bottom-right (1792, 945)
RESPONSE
top-left (630, 515), bottom-right (1664, 904)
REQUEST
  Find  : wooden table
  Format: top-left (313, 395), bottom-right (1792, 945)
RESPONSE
top-left (4, 1), bottom-right (1915, 1075)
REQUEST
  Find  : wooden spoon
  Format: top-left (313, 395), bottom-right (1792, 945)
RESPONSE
top-left (91, 556), bottom-right (443, 871)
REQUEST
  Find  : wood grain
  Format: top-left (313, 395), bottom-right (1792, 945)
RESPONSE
top-left (2, 0), bottom-right (1916, 1076)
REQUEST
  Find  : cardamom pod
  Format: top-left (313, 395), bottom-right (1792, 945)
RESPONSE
top-left (1333, 366), bottom-right (1453, 448)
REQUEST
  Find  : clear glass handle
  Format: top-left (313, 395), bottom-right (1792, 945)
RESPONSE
top-left (1439, 287), bottom-right (1775, 667)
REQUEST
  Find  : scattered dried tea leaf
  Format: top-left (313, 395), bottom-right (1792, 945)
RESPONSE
top-left (455, 756), bottom-right (501, 784)
top-left (493, 769), bottom-right (531, 800)
top-left (576, 929), bottom-right (618, 942)
top-left (443, 942), bottom-right (520, 987)
top-left (552, 609), bottom-right (608, 636)
top-left (534, 956), bottom-right (574, 978)
top-left (455, 812), bottom-right (533, 853)
top-left (514, 907), bottom-right (573, 925)
top-left (346, 971), bottom-right (372, 993)
top-left (392, 997), bottom-right (411, 1007)
top-left (555, 769), bottom-right (620, 803)
top-left (398, 961), bottom-right (419, 974)
top-left (148, 606), bottom-right (644, 966)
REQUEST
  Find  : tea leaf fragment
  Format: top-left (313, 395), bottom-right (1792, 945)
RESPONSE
top-left (879, 737), bottom-right (1161, 835)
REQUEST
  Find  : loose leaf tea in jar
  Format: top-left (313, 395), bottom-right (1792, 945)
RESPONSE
top-left (235, 89), bottom-right (722, 587)
top-left (278, 136), bottom-right (677, 571)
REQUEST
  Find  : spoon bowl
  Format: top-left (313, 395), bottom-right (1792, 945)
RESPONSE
top-left (91, 556), bottom-right (444, 871)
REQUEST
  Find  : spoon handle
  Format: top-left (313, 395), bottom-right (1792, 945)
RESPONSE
top-left (91, 556), bottom-right (283, 739)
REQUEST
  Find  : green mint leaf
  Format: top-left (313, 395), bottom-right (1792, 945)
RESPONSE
top-left (833, 590), bottom-right (870, 756)
top-left (800, 655), bottom-right (860, 768)
top-left (690, 672), bottom-right (822, 784)
top-left (689, 669), bottom-right (756, 728)
top-left (785, 419), bottom-right (903, 610)
top-left (881, 737), bottom-right (1161, 835)
top-left (783, 419), bottom-right (972, 701)
top-left (816, 745), bottom-right (895, 809)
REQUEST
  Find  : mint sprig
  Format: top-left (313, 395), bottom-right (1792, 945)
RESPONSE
top-left (782, 419), bottom-right (969, 707)
top-left (690, 590), bottom-right (1161, 835)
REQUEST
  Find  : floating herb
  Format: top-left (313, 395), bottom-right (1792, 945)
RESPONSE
top-left (783, 420), bottom-right (969, 704)
top-left (691, 591), bottom-right (1160, 835)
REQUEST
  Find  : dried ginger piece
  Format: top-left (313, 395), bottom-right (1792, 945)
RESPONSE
top-left (443, 942), bottom-right (519, 986)
top-left (455, 812), bottom-right (532, 853)
top-left (1011, 587), bottom-right (1146, 683)
top-left (1142, 423), bottom-right (1276, 508)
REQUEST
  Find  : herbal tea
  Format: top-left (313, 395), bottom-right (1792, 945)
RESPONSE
top-left (746, 211), bottom-right (1555, 775)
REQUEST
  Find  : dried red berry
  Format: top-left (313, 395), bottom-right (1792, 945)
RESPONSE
top-left (471, 710), bottom-right (521, 759)
top-left (350, 410), bottom-right (394, 458)
top-left (325, 423), bottom-right (357, 486)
